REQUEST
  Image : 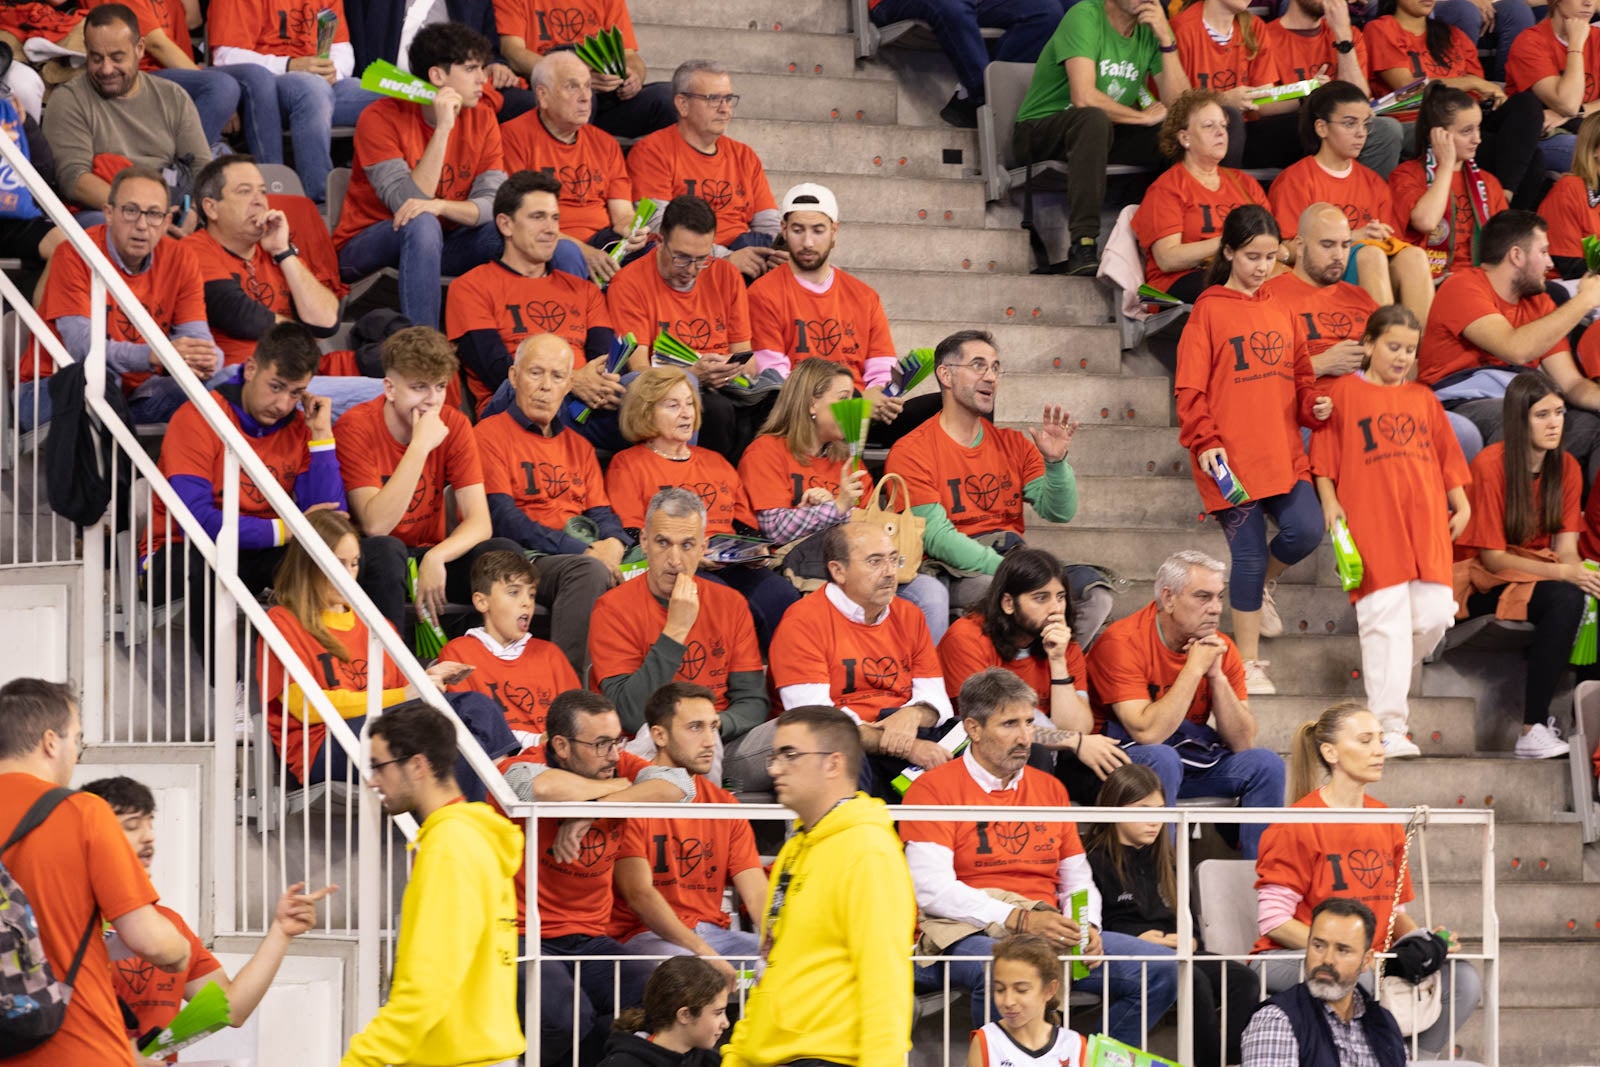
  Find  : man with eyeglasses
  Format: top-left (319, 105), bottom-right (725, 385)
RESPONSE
top-left (494, 688), bottom-right (695, 1066)
top-left (627, 59), bottom-right (782, 281)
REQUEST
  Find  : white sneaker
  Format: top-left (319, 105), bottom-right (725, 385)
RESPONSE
top-left (233, 680), bottom-right (250, 743)
top-left (1243, 659), bottom-right (1276, 695)
top-left (1514, 721), bottom-right (1570, 759)
top-left (1259, 580), bottom-right (1284, 639)
top-left (1382, 731), bottom-right (1421, 759)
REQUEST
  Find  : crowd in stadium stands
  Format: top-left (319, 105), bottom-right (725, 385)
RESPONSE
top-left (11, 0), bottom-right (1600, 1061)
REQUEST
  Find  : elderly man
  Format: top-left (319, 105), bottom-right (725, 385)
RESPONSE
top-left (1087, 549), bottom-right (1285, 857)
top-left (901, 667), bottom-right (1177, 1047)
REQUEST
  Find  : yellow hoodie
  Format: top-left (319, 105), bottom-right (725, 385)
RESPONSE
top-left (722, 792), bottom-right (915, 1067)
top-left (342, 800), bottom-right (524, 1067)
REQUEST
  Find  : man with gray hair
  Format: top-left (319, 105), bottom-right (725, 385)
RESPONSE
top-left (626, 60), bottom-right (783, 279)
top-left (1086, 549), bottom-right (1284, 857)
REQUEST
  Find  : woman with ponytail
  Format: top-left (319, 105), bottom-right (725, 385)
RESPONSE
top-left (599, 956), bottom-right (730, 1067)
top-left (1538, 112), bottom-right (1600, 280)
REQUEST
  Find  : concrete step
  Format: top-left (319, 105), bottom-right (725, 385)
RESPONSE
top-left (717, 71), bottom-right (901, 124)
top-left (768, 171), bottom-right (989, 228)
top-left (631, 0), bottom-right (850, 35)
top-left (1432, 821), bottom-right (1585, 883)
top-left (1066, 476), bottom-right (1212, 530)
top-left (992, 373), bottom-right (1171, 428)
top-left (637, 23), bottom-right (894, 83)
top-left (1367, 756), bottom-right (1568, 822)
top-left (1250, 692), bottom-right (1475, 753)
top-left (1105, 578), bottom-right (1359, 636)
top-left (1479, 1006), bottom-right (1600, 1065)
top-left (734, 119), bottom-right (977, 179)
top-left (1027, 523), bottom-right (1341, 588)
top-left (1018, 425), bottom-right (1191, 478)
top-left (1435, 881), bottom-right (1600, 941)
top-left (892, 322), bottom-right (1123, 376)
top-left (1499, 941), bottom-right (1600, 1008)
top-left (853, 269), bottom-right (1112, 326)
top-left (834, 222), bottom-right (1030, 274)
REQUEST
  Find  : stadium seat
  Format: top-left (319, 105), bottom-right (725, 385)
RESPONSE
top-left (1196, 858), bottom-right (1257, 956)
top-left (849, 0), bottom-right (1004, 60)
top-left (1570, 680), bottom-right (1600, 842)
top-left (1426, 615), bottom-right (1537, 663)
top-left (259, 163), bottom-right (307, 199)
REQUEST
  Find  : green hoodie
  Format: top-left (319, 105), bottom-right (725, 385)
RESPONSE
top-left (342, 801), bottom-right (524, 1067)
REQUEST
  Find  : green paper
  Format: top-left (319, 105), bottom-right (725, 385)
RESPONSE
top-left (1574, 561), bottom-right (1598, 666)
top-left (605, 198), bottom-right (657, 267)
top-left (407, 557), bottom-right (446, 660)
top-left (829, 397), bottom-right (872, 473)
top-left (1066, 888), bottom-right (1091, 981)
top-left (892, 722), bottom-right (968, 794)
top-left (1085, 1033), bottom-right (1184, 1067)
top-left (1246, 78), bottom-right (1319, 104)
top-left (360, 60), bottom-right (437, 104)
top-left (1136, 283), bottom-right (1182, 306)
top-left (886, 348), bottom-right (935, 399)
top-left (1583, 235), bottom-right (1600, 275)
top-left (315, 9), bottom-right (337, 58)
top-left (138, 981), bottom-right (231, 1057)
top-left (651, 330), bottom-right (751, 387)
top-left (1331, 517), bottom-right (1364, 593)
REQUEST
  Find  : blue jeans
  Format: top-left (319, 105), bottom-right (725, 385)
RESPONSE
top-left (869, 0), bottom-right (1065, 99)
top-left (1540, 132), bottom-right (1577, 174)
top-left (1123, 743), bottom-right (1286, 858)
top-left (338, 215), bottom-right (503, 330)
top-left (1445, 409), bottom-right (1485, 465)
top-left (152, 68), bottom-right (241, 149)
top-left (898, 573), bottom-right (951, 643)
top-left (220, 65), bottom-right (378, 202)
top-left (916, 929), bottom-right (1177, 1047)
top-left (1431, 0), bottom-right (1536, 74)
top-left (1216, 479), bottom-right (1322, 613)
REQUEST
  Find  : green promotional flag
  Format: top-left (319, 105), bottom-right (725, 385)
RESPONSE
top-left (138, 981), bottom-right (231, 1058)
top-left (360, 60), bottom-right (437, 104)
top-left (1066, 888), bottom-right (1091, 981)
top-left (1085, 1033), bottom-right (1184, 1067)
top-left (1573, 561), bottom-right (1599, 666)
top-left (605, 198), bottom-right (658, 267)
top-left (315, 9), bottom-right (337, 58)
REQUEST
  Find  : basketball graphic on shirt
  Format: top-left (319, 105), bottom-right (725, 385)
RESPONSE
top-left (1249, 330), bottom-right (1286, 366)
top-left (806, 317), bottom-right (843, 357)
top-left (558, 163), bottom-right (597, 201)
top-left (577, 825), bottom-right (610, 867)
top-left (526, 300), bottom-right (568, 334)
top-left (697, 179), bottom-right (734, 211)
top-left (1339, 203), bottom-right (1363, 229)
top-left (1377, 413), bottom-right (1416, 446)
top-left (1346, 848), bottom-right (1386, 889)
top-left (681, 639), bottom-right (708, 680)
top-left (1316, 311), bottom-right (1354, 338)
top-left (964, 472), bottom-right (1001, 510)
top-left (239, 461), bottom-right (292, 510)
top-left (241, 271), bottom-right (277, 309)
top-left (544, 7), bottom-right (587, 42)
top-left (538, 462), bottom-right (571, 498)
top-left (677, 837), bottom-right (706, 877)
top-left (498, 681), bottom-right (539, 721)
top-left (1208, 69), bottom-right (1239, 91)
top-left (117, 957), bottom-right (156, 996)
top-left (992, 820), bottom-right (1031, 855)
top-left (687, 481), bottom-right (720, 510)
top-left (862, 656), bottom-right (900, 690)
top-left (674, 318), bottom-right (713, 350)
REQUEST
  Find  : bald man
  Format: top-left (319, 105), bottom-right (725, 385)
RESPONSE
top-left (473, 333), bottom-right (630, 674)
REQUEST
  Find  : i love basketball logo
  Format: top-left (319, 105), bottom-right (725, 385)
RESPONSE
top-left (677, 837), bottom-right (706, 876)
top-left (1249, 330), bottom-right (1286, 366)
top-left (242, 271), bottom-right (277, 309)
top-left (240, 461), bottom-right (292, 510)
top-left (1346, 848), bottom-right (1385, 889)
top-left (680, 639), bottom-right (708, 680)
top-left (1377, 413), bottom-right (1415, 446)
top-left (1339, 203), bottom-right (1363, 229)
top-left (1208, 69), bottom-right (1239, 91)
top-left (991, 821), bottom-right (1031, 855)
top-left (117, 957), bottom-right (156, 996)
top-left (697, 179), bottom-right (734, 211)
top-left (577, 825), bottom-right (609, 867)
top-left (862, 656), bottom-right (900, 690)
top-left (538, 462), bottom-right (570, 497)
top-left (674, 318), bottom-right (713, 349)
top-left (557, 163), bottom-right (596, 201)
top-left (805, 317), bottom-right (842, 356)
top-left (498, 681), bottom-right (539, 719)
top-left (544, 7), bottom-right (588, 42)
top-left (963, 472), bottom-right (1001, 510)
top-left (1316, 311), bottom-right (1353, 338)
top-left (686, 481), bottom-right (719, 509)
top-left (524, 300), bottom-right (567, 333)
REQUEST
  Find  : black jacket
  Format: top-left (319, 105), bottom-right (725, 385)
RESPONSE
top-left (349, 0), bottom-right (506, 71)
top-left (1251, 983), bottom-right (1407, 1067)
top-left (595, 1030), bottom-right (722, 1067)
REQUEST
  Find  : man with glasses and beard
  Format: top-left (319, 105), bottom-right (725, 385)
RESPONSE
top-left (1242, 898), bottom-right (1408, 1067)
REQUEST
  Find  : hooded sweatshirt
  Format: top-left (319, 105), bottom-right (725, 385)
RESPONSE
top-left (597, 1029), bottom-right (721, 1067)
top-left (341, 800), bottom-right (524, 1067)
top-left (722, 792), bottom-right (915, 1067)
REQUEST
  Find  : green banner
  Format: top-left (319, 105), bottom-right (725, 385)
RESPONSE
top-left (360, 59), bottom-right (437, 103)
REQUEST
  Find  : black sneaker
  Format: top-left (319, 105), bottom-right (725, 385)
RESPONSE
top-left (1064, 239), bottom-right (1099, 276)
top-left (939, 92), bottom-right (980, 129)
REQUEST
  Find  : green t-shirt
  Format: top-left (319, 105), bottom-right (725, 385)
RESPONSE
top-left (1015, 0), bottom-right (1163, 123)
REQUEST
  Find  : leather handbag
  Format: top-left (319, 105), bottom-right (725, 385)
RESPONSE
top-left (850, 472), bottom-right (924, 585)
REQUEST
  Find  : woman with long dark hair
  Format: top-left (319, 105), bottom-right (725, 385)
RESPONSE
top-left (598, 956), bottom-right (729, 1066)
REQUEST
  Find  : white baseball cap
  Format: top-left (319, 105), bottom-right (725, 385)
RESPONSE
top-left (780, 182), bottom-right (839, 221)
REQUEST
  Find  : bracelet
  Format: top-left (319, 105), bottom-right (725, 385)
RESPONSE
top-left (1074, 733), bottom-right (1084, 756)
top-left (1050, 676), bottom-right (1076, 686)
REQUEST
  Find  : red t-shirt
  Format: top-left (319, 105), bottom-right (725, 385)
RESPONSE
top-left (886, 417), bottom-right (1044, 537)
top-left (588, 573), bottom-right (763, 710)
top-left (475, 412), bottom-right (611, 529)
top-left (90, 0), bottom-right (194, 69)
top-left (208, 0), bottom-right (353, 57)
top-left (1131, 163), bottom-right (1268, 295)
top-left (438, 632), bottom-right (579, 739)
top-left (1308, 375), bottom-right (1471, 601)
top-left (937, 611), bottom-right (1087, 709)
top-left (1418, 267), bottom-right (1568, 385)
top-left (1581, 318), bottom-right (1600, 380)
top-left (607, 776), bottom-right (762, 941)
top-left (1262, 20), bottom-right (1368, 86)
top-left (1087, 601), bottom-right (1248, 734)
top-left (1363, 16), bottom-right (1481, 118)
top-left (0, 773), bottom-right (161, 1067)
top-left (606, 252), bottom-right (751, 355)
top-left (1268, 156), bottom-right (1398, 240)
top-left (335, 397), bottom-right (485, 548)
top-left (746, 265), bottom-right (896, 389)
top-left (604, 443), bottom-right (756, 534)
top-left (114, 905), bottom-right (221, 1048)
top-left (1260, 271), bottom-right (1377, 384)
top-left (0, 3), bottom-right (82, 40)
top-left (1504, 16), bottom-right (1600, 98)
top-left (1457, 441), bottom-right (1582, 556)
top-left (182, 228), bottom-right (296, 367)
top-left (499, 114), bottom-right (631, 242)
top-left (769, 586), bottom-right (942, 722)
top-left (1171, 5), bottom-right (1276, 94)
top-left (490, 0), bottom-right (638, 54)
top-left (1539, 173), bottom-right (1600, 266)
top-left (736, 433), bottom-right (873, 513)
top-left (624, 128), bottom-right (776, 246)
top-left (1387, 159), bottom-right (1507, 279)
top-left (332, 97), bottom-right (505, 248)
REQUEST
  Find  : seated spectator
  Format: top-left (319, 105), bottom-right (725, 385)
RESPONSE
top-left (437, 550), bottom-right (580, 749)
top-left (900, 668), bottom-right (1177, 1047)
top-left (1430, 0), bottom-right (1536, 81)
top-left (1455, 374), bottom-right (1600, 758)
top-left (26, 164), bottom-right (217, 428)
top-left (626, 61), bottom-right (780, 280)
top-left (0, 2), bottom-right (83, 86)
top-left (605, 369), bottom-right (801, 645)
top-left (1419, 209), bottom-right (1600, 478)
top-left (599, 957), bottom-right (730, 1067)
top-left (1262, 202), bottom-right (1382, 394)
top-left (332, 23), bottom-right (507, 330)
top-left (42, 4), bottom-right (210, 225)
top-left (1011, 0), bottom-right (1187, 275)
top-left (85, 0), bottom-right (241, 150)
top-left (1087, 549), bottom-right (1286, 856)
top-left (496, 688), bottom-right (693, 1066)
top-left (475, 334), bottom-right (629, 674)
top-left (588, 487), bottom-right (767, 776)
top-left (736, 357), bottom-right (951, 639)
top-left (1264, 0), bottom-right (1376, 123)
top-left (966, 933), bottom-right (1091, 1067)
top-left (886, 329), bottom-right (1109, 636)
top-left (1504, 0), bottom-right (1600, 174)
top-left (500, 52), bottom-right (649, 284)
top-left (1269, 82), bottom-right (1432, 326)
top-left (334, 326), bottom-right (523, 632)
top-left (1252, 703), bottom-right (1480, 1056)
top-left (492, 0), bottom-right (675, 138)
top-left (447, 170), bottom-right (611, 413)
top-left (936, 546), bottom-right (1128, 805)
top-left (1538, 111), bottom-right (1600, 280)
top-left (1240, 898), bottom-right (1408, 1067)
top-left (1132, 89), bottom-right (1269, 304)
top-left (348, 0), bottom-right (535, 119)
top-left (611, 682), bottom-right (767, 971)
top-left (1178, 205), bottom-right (1329, 692)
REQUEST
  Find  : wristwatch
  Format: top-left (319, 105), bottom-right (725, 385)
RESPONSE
top-left (1333, 38), bottom-right (1355, 54)
top-left (271, 242), bottom-right (299, 264)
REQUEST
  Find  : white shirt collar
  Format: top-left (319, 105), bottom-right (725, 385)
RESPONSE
top-left (824, 581), bottom-right (890, 625)
top-left (466, 626), bottom-right (531, 661)
top-left (962, 749), bottom-right (1022, 793)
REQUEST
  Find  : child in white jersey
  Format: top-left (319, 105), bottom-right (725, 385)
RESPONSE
top-left (966, 933), bottom-right (1089, 1067)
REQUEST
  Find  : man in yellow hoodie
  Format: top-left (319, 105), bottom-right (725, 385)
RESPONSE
top-left (343, 701), bottom-right (525, 1067)
top-left (723, 705), bottom-right (916, 1067)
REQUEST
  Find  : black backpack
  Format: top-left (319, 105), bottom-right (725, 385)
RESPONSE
top-left (44, 360), bottom-right (135, 529)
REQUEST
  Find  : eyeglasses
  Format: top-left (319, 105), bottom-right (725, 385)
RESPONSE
top-left (113, 203), bottom-right (171, 227)
top-left (948, 359), bottom-right (1002, 378)
top-left (665, 249), bottom-right (713, 270)
top-left (567, 736), bottom-right (623, 755)
top-left (1329, 117), bottom-right (1374, 133)
top-left (679, 92), bottom-right (740, 108)
top-left (765, 748), bottom-right (836, 768)
top-left (368, 755), bottom-right (410, 773)
top-left (860, 552), bottom-right (902, 572)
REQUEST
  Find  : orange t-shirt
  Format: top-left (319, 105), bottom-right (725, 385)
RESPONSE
top-left (208, 0), bottom-right (352, 56)
top-left (1252, 792), bottom-right (1412, 954)
top-left (114, 905), bottom-right (221, 1049)
top-left (624, 128), bottom-right (776, 246)
top-left (1308, 375), bottom-right (1471, 601)
top-left (1175, 284), bottom-right (1314, 512)
top-left (936, 611), bottom-right (1087, 709)
top-left (445, 260), bottom-right (609, 407)
top-left (334, 397), bottom-right (485, 548)
top-left (886, 418), bottom-right (1044, 537)
top-left (1580, 318), bottom-right (1600, 379)
top-left (746, 265), bottom-right (895, 389)
top-left (475, 410), bottom-right (611, 529)
top-left (588, 573), bottom-right (764, 710)
top-left (900, 760), bottom-right (1084, 905)
top-left (438, 631), bottom-right (579, 739)
top-left (1363, 17), bottom-right (1481, 118)
top-left (604, 443), bottom-right (756, 534)
top-left (182, 228), bottom-right (295, 367)
top-left (1087, 600), bottom-right (1248, 734)
top-left (606, 251), bottom-right (751, 354)
top-left (1171, 5), bottom-right (1276, 94)
top-left (0, 773), bottom-right (161, 1067)
top-left (0, 3), bottom-right (82, 39)
top-left (1131, 163), bottom-right (1268, 295)
top-left (1418, 267), bottom-right (1568, 386)
top-left (1457, 441), bottom-right (1582, 556)
top-left (1387, 159), bottom-right (1507, 279)
top-left (499, 113), bottom-right (631, 242)
top-left (1262, 20), bottom-right (1367, 86)
top-left (1505, 16), bottom-right (1600, 98)
top-left (34, 226), bottom-right (208, 394)
top-left (1267, 156), bottom-right (1397, 239)
top-left (90, 0), bottom-right (194, 68)
top-left (736, 433), bottom-right (873, 513)
top-left (607, 776), bottom-right (763, 941)
top-left (332, 97), bottom-right (505, 248)
top-left (1260, 272), bottom-right (1377, 385)
top-left (1539, 173), bottom-right (1600, 266)
top-left (769, 586), bottom-right (942, 722)
top-left (489, 0), bottom-right (638, 54)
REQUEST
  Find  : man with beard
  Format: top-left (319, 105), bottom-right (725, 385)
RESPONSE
top-left (1241, 898), bottom-right (1407, 1067)
top-left (1263, 205), bottom-right (1380, 387)
top-left (1420, 209), bottom-right (1600, 477)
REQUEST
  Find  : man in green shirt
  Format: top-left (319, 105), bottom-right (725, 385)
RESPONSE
top-left (1013, 0), bottom-right (1187, 274)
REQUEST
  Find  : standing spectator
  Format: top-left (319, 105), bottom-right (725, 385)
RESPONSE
top-left (341, 701), bottom-right (524, 1067)
top-left (84, 0), bottom-right (240, 150)
top-left (722, 705), bottom-right (916, 1067)
top-left (1504, 0), bottom-right (1600, 173)
top-left (1538, 111), bottom-right (1600, 279)
top-left (1261, 204), bottom-right (1380, 390)
top-left (333, 23), bottom-right (507, 330)
top-left (1012, 0), bottom-right (1189, 275)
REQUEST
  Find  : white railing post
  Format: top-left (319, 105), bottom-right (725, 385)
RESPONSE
top-left (211, 452), bottom-right (240, 932)
top-left (1174, 808), bottom-right (1193, 1067)
top-left (526, 804), bottom-right (542, 1067)
top-left (1481, 816), bottom-right (1499, 1066)
top-left (80, 517), bottom-right (106, 742)
top-left (355, 628), bottom-right (384, 1029)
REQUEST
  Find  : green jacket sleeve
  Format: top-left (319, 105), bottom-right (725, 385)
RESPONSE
top-left (912, 502), bottom-right (1003, 576)
top-left (721, 670), bottom-right (770, 741)
top-left (599, 634), bottom-right (685, 734)
top-left (1025, 458), bottom-right (1078, 524)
